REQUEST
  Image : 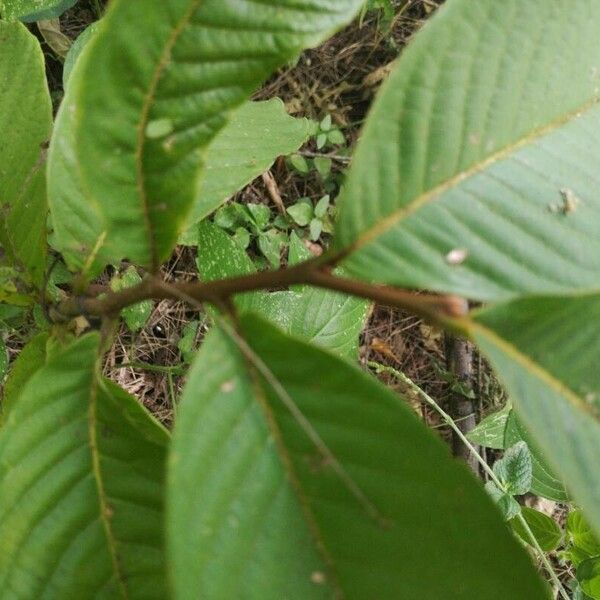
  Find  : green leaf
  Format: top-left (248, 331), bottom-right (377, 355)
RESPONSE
top-left (188, 99), bottom-right (311, 227)
top-left (511, 507), bottom-right (562, 552)
top-left (314, 194), bottom-right (330, 219)
top-left (168, 316), bottom-right (547, 599)
top-left (314, 157), bottom-right (332, 178)
top-left (0, 22), bottom-right (52, 288)
top-left (484, 481), bottom-right (521, 522)
top-left (197, 224), bottom-right (368, 358)
top-left (62, 21), bottom-right (100, 88)
top-left (258, 230), bottom-right (283, 268)
top-left (289, 153), bottom-right (311, 174)
top-left (0, 334), bottom-right (169, 597)
top-left (320, 114), bottom-right (332, 131)
top-left (335, 0), bottom-right (600, 301)
top-left (568, 511), bottom-right (600, 562)
top-left (110, 266), bottom-right (153, 332)
top-left (471, 294), bottom-right (600, 535)
top-left (246, 204), bottom-right (271, 231)
top-left (579, 558), bottom-right (600, 600)
top-left (316, 132), bottom-right (327, 149)
top-left (0, 0), bottom-right (77, 21)
top-left (504, 409), bottom-right (569, 502)
top-left (287, 202), bottom-right (314, 227)
top-left (466, 404), bottom-right (510, 449)
top-left (309, 217), bottom-right (323, 241)
top-left (57, 0), bottom-right (363, 271)
top-left (178, 320), bottom-right (200, 364)
top-left (1, 333), bottom-right (47, 420)
top-left (493, 441), bottom-right (532, 496)
top-left (327, 128), bottom-right (345, 146)
top-left (287, 234), bottom-right (370, 359)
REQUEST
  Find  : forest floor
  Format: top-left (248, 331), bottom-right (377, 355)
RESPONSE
top-left (37, 0), bottom-right (506, 447)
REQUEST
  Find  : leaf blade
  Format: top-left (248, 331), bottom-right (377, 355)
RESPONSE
top-left (69, 0), bottom-right (364, 269)
top-left (0, 334), bottom-right (169, 597)
top-left (168, 316), bottom-right (547, 599)
top-left (335, 0), bottom-right (600, 300)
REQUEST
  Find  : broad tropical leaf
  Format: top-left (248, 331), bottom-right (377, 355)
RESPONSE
top-left (0, 22), bottom-right (51, 287)
top-left (168, 316), bottom-right (546, 599)
top-left (55, 0), bottom-right (364, 271)
top-left (0, 0), bottom-right (77, 21)
top-left (335, 0), bottom-right (600, 300)
top-left (470, 294), bottom-right (600, 534)
top-left (0, 334), bottom-right (169, 597)
top-left (197, 222), bottom-right (367, 357)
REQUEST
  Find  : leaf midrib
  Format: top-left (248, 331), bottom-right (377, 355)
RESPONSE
top-left (346, 95), bottom-right (600, 253)
top-left (244, 359), bottom-right (345, 597)
top-left (135, 0), bottom-right (203, 271)
top-left (88, 377), bottom-right (129, 599)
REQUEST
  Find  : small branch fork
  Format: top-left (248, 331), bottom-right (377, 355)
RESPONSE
top-left (52, 255), bottom-right (468, 324)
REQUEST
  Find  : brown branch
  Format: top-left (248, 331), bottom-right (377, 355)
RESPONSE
top-left (52, 256), bottom-right (467, 324)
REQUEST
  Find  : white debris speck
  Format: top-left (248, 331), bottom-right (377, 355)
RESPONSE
top-left (445, 248), bottom-right (469, 266)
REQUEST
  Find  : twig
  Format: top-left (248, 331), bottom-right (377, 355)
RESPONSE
top-left (53, 256), bottom-right (467, 325)
top-left (368, 361), bottom-right (571, 600)
top-left (261, 170), bottom-right (286, 214)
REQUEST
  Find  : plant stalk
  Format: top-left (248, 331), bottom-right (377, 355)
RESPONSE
top-left (53, 258), bottom-right (467, 324)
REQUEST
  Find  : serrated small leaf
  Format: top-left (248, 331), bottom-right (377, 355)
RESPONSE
top-left (493, 441), bottom-right (532, 496)
top-left (485, 481), bottom-right (521, 521)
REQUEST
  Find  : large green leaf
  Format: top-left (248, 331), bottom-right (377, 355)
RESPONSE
top-left (168, 316), bottom-right (546, 599)
top-left (197, 222), bottom-right (368, 357)
top-left (470, 294), bottom-right (600, 534)
top-left (0, 0), bottom-right (77, 21)
top-left (0, 334), bottom-right (169, 597)
top-left (56, 0), bottom-right (363, 271)
top-left (335, 0), bottom-right (600, 301)
top-left (186, 99), bottom-right (312, 229)
top-left (0, 22), bottom-right (52, 287)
